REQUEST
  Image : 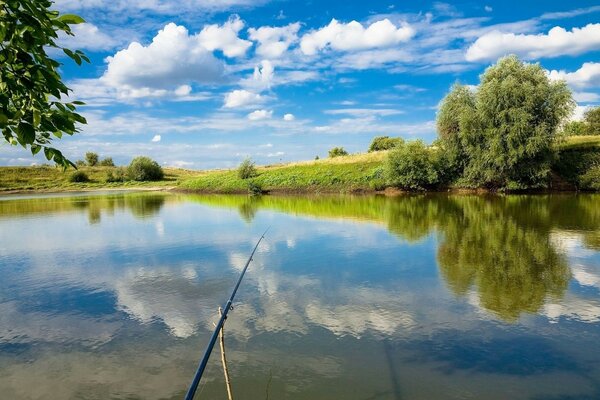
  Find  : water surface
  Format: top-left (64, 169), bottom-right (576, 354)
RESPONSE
top-left (1, 192), bottom-right (599, 399)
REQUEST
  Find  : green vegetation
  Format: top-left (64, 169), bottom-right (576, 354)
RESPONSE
top-left (68, 170), bottom-right (89, 183)
top-left (98, 157), bottom-right (115, 167)
top-left (385, 140), bottom-right (440, 190)
top-left (368, 136), bottom-right (403, 152)
top-left (0, 1), bottom-right (88, 167)
top-left (584, 107), bottom-right (600, 135)
top-left (435, 55), bottom-right (575, 190)
top-left (328, 147), bottom-right (348, 158)
top-left (126, 156), bottom-right (164, 181)
top-left (237, 158), bottom-right (258, 179)
top-left (85, 152), bottom-right (99, 166)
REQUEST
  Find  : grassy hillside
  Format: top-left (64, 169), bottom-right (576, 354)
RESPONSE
top-left (180, 152), bottom-right (388, 194)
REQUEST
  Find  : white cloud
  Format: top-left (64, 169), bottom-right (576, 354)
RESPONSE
top-left (324, 108), bottom-right (404, 117)
top-left (573, 92), bottom-right (600, 103)
top-left (55, 0), bottom-right (269, 13)
top-left (466, 23), bottom-right (600, 62)
top-left (102, 23), bottom-right (223, 92)
top-left (283, 113), bottom-right (295, 121)
top-left (57, 23), bottom-right (120, 51)
top-left (151, 135), bottom-right (161, 142)
top-left (548, 62), bottom-right (600, 89)
top-left (267, 151), bottom-right (285, 157)
top-left (247, 109), bottom-right (273, 120)
top-left (223, 89), bottom-right (265, 108)
top-left (241, 60), bottom-right (275, 91)
top-left (484, 5), bottom-right (493, 12)
top-left (197, 15), bottom-right (252, 58)
top-left (248, 23), bottom-right (300, 58)
top-left (300, 18), bottom-right (415, 55)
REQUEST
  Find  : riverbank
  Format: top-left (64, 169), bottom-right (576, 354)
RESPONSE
top-left (2, 136), bottom-right (599, 195)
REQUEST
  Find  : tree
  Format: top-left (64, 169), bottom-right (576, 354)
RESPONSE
top-left (437, 55), bottom-right (575, 189)
top-left (562, 120), bottom-right (587, 136)
top-left (328, 147), bottom-right (348, 158)
top-left (237, 158), bottom-right (257, 179)
top-left (0, 1), bottom-right (89, 167)
top-left (85, 151), bottom-right (98, 166)
top-left (127, 156), bottom-right (164, 181)
top-left (98, 157), bottom-right (114, 167)
top-left (584, 107), bottom-right (600, 135)
top-left (385, 140), bottom-right (440, 190)
top-left (368, 136), bottom-right (404, 152)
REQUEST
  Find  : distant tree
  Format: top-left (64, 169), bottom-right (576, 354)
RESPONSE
top-left (315, 155), bottom-right (320, 160)
top-left (85, 152), bottom-right (99, 166)
top-left (436, 55), bottom-right (575, 189)
top-left (68, 170), bottom-right (88, 182)
top-left (584, 107), bottom-right (600, 135)
top-left (75, 159), bottom-right (86, 167)
top-left (368, 136), bottom-right (404, 152)
top-left (98, 157), bottom-right (115, 167)
top-left (385, 140), bottom-right (440, 190)
top-left (0, 0), bottom-right (89, 167)
top-left (127, 156), bottom-right (164, 181)
top-left (562, 121), bottom-right (588, 136)
top-left (328, 147), bottom-right (348, 158)
top-left (237, 158), bottom-right (257, 179)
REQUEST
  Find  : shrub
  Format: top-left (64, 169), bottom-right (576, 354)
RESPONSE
top-left (368, 136), bottom-right (404, 152)
top-left (328, 147), bottom-right (348, 158)
top-left (385, 140), bottom-right (440, 190)
top-left (584, 107), bottom-right (600, 135)
top-left (85, 152), bottom-right (99, 166)
top-left (99, 157), bottom-right (115, 167)
top-left (562, 121), bottom-right (587, 136)
top-left (69, 170), bottom-right (89, 183)
top-left (127, 156), bottom-right (164, 181)
top-left (238, 158), bottom-right (258, 179)
top-left (579, 165), bottom-right (600, 190)
top-left (106, 167), bottom-right (128, 183)
top-left (247, 180), bottom-right (264, 195)
top-left (75, 159), bottom-right (86, 167)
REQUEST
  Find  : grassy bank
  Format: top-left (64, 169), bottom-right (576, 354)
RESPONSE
top-left (0, 165), bottom-right (198, 193)
top-left (180, 152), bottom-right (388, 194)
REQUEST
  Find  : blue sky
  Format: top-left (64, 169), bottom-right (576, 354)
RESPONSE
top-left (2, 0), bottom-right (600, 168)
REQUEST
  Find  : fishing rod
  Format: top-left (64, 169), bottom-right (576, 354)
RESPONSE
top-left (184, 227), bottom-right (269, 400)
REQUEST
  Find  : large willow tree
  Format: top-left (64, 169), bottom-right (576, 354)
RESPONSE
top-left (0, 0), bottom-right (88, 167)
top-left (437, 55), bottom-right (575, 189)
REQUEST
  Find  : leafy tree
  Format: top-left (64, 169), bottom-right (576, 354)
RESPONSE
top-left (368, 136), bottom-right (404, 152)
top-left (385, 140), bottom-right (440, 190)
top-left (85, 151), bottom-right (98, 166)
top-left (98, 157), bottom-right (114, 167)
top-left (437, 55), bottom-right (575, 189)
top-left (328, 147), bottom-right (348, 158)
top-left (0, 0), bottom-right (89, 167)
top-left (237, 157), bottom-right (257, 179)
top-left (127, 156), bottom-right (164, 181)
top-left (562, 120), bottom-right (587, 136)
top-left (584, 106), bottom-right (600, 135)
top-left (68, 170), bottom-right (88, 182)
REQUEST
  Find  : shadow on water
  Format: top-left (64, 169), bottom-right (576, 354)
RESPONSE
top-left (187, 193), bottom-right (600, 322)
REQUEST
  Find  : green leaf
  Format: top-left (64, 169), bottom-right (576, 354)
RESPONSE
top-left (31, 144), bottom-right (42, 155)
top-left (17, 122), bottom-right (36, 144)
top-left (57, 14), bottom-right (85, 24)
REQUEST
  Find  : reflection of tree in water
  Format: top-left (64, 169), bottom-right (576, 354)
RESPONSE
top-left (435, 196), bottom-right (570, 322)
top-left (238, 197), bottom-right (260, 223)
top-left (124, 194), bottom-right (166, 219)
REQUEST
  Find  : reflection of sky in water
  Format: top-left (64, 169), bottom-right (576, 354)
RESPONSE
top-left (0, 192), bottom-right (599, 399)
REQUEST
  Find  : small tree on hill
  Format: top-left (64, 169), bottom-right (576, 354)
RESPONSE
top-left (584, 107), bottom-right (600, 135)
top-left (328, 147), bottom-right (348, 158)
top-left (238, 158), bottom-right (258, 179)
top-left (85, 152), bottom-right (98, 166)
top-left (368, 136), bottom-right (404, 152)
top-left (127, 156), bottom-right (164, 181)
top-left (99, 157), bottom-right (115, 167)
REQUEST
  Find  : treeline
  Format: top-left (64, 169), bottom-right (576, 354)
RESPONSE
top-left (69, 153), bottom-right (164, 183)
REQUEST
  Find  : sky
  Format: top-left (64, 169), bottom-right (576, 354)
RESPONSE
top-left (2, 0), bottom-right (600, 168)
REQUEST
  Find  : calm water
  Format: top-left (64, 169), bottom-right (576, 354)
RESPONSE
top-left (1, 192), bottom-right (600, 400)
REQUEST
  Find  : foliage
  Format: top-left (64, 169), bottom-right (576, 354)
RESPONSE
top-left (579, 166), bottom-right (600, 190)
top-left (436, 55), bottom-right (575, 189)
top-left (126, 156), bottom-right (164, 181)
top-left (85, 151), bottom-right (98, 166)
top-left (237, 157), bottom-right (258, 179)
top-left (385, 140), bottom-right (440, 190)
top-left (75, 159), bottom-right (85, 167)
top-left (0, 0), bottom-right (89, 167)
top-left (68, 170), bottom-right (88, 182)
top-left (98, 157), bottom-right (114, 167)
top-left (247, 180), bottom-right (264, 195)
top-left (552, 147), bottom-right (600, 188)
top-left (368, 136), bottom-right (404, 152)
top-left (328, 147), bottom-right (348, 158)
top-left (584, 106), bottom-right (600, 135)
top-left (106, 167), bottom-right (127, 183)
top-left (562, 121), bottom-right (587, 136)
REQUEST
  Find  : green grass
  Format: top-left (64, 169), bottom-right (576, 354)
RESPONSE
top-left (180, 152), bottom-right (388, 193)
top-left (0, 165), bottom-right (199, 192)
top-left (558, 135), bottom-right (600, 150)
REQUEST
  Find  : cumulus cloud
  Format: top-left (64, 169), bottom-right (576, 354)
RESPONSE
top-left (300, 18), bottom-right (414, 55)
top-left (283, 113), bottom-right (295, 121)
top-left (223, 89), bottom-right (265, 108)
top-left (151, 135), bottom-right (161, 142)
top-left (197, 15), bottom-right (252, 58)
top-left (324, 108), bottom-right (404, 117)
top-left (248, 23), bottom-right (300, 58)
top-left (102, 23), bottom-right (224, 92)
top-left (241, 60), bottom-right (275, 91)
top-left (247, 109), bottom-right (273, 120)
top-left (466, 23), bottom-right (600, 61)
top-left (548, 62), bottom-right (600, 89)
top-left (57, 23), bottom-right (120, 51)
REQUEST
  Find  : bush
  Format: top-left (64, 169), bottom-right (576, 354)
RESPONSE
top-left (75, 159), bottom-right (86, 167)
top-left (99, 157), bottom-right (115, 167)
top-left (247, 180), bottom-right (264, 195)
top-left (106, 167), bottom-right (128, 183)
top-left (127, 156), bottom-right (164, 181)
top-left (238, 158), bottom-right (258, 179)
top-left (584, 107), bottom-right (600, 135)
top-left (328, 147), bottom-right (348, 158)
top-left (69, 170), bottom-right (89, 183)
top-left (85, 152), bottom-right (99, 166)
top-left (562, 121), bottom-right (587, 136)
top-left (579, 165), bottom-right (600, 190)
top-left (368, 136), bottom-right (404, 152)
top-left (385, 140), bottom-right (440, 190)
